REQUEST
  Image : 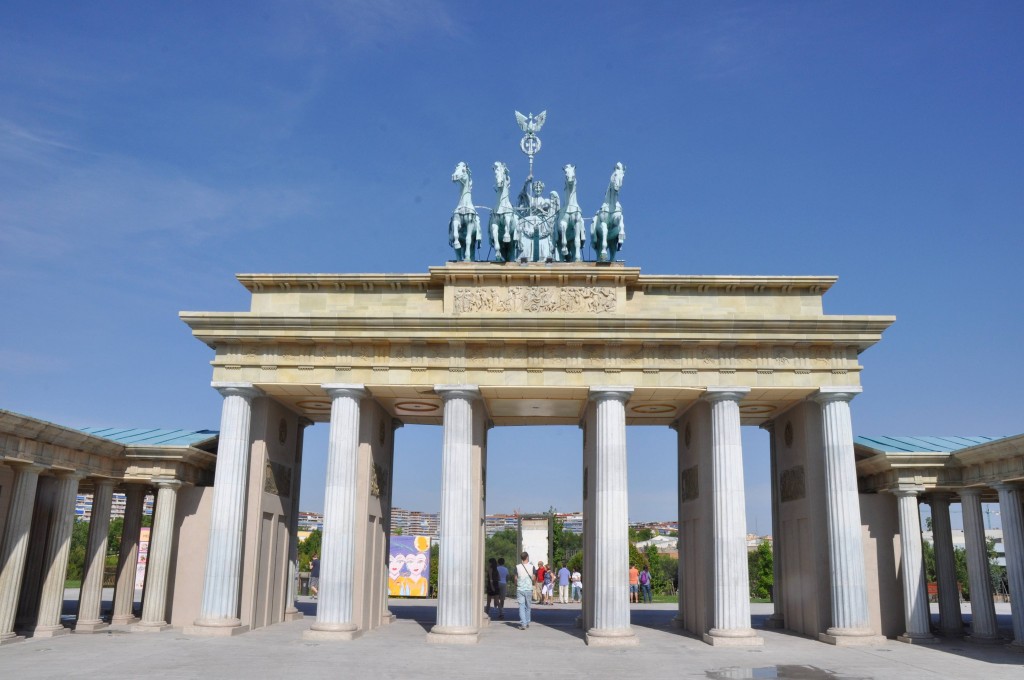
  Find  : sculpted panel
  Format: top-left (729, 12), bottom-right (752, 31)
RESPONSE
top-left (453, 285), bottom-right (616, 314)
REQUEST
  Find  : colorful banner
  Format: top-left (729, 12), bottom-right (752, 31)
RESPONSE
top-left (388, 535), bottom-right (431, 597)
top-left (135, 526), bottom-right (151, 591)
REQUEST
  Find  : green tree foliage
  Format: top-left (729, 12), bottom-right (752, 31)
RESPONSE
top-left (66, 520), bottom-right (90, 583)
top-left (550, 514), bottom-right (582, 568)
top-left (429, 542), bottom-right (439, 597)
top-left (747, 541), bottom-right (773, 599)
top-left (298, 529), bottom-right (321, 571)
top-left (485, 528), bottom-right (519, 568)
top-left (567, 550), bottom-right (584, 574)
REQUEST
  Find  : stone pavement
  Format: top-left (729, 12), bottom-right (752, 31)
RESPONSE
top-left (0, 596), bottom-right (1021, 679)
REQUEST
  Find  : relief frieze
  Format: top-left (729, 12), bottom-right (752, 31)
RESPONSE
top-left (453, 285), bottom-right (616, 314)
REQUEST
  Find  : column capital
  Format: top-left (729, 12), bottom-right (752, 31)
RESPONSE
top-left (434, 385), bottom-right (481, 402)
top-left (91, 478), bottom-right (117, 491)
top-left (322, 384), bottom-right (368, 400)
top-left (4, 461), bottom-right (46, 474)
top-left (392, 418), bottom-right (405, 432)
top-left (759, 419), bottom-right (776, 433)
top-left (958, 486), bottom-right (985, 499)
top-left (51, 470), bottom-right (86, 481)
top-left (812, 386), bottom-right (863, 404)
top-left (701, 386), bottom-right (750, 404)
top-left (927, 491), bottom-right (955, 504)
top-left (212, 382), bottom-right (263, 400)
top-left (298, 416), bottom-right (315, 429)
top-left (588, 386), bottom-right (634, 403)
top-left (888, 485), bottom-right (925, 498)
top-left (152, 477), bottom-right (184, 491)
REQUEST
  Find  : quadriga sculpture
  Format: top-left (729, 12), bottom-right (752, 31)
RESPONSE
top-left (489, 161), bottom-right (519, 263)
top-left (449, 162), bottom-right (482, 261)
top-left (591, 162), bottom-right (626, 262)
top-left (556, 164), bottom-right (585, 262)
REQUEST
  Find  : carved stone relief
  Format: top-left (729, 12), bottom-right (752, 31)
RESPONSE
top-left (453, 286), bottom-right (616, 314)
top-left (681, 465), bottom-right (699, 502)
top-left (780, 465), bottom-right (805, 503)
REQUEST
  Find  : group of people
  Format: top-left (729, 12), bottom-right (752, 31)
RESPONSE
top-left (628, 563), bottom-right (653, 603)
top-left (485, 553), bottom-right (583, 630)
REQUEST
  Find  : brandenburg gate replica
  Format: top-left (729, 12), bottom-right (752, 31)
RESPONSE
top-left (170, 112), bottom-right (898, 647)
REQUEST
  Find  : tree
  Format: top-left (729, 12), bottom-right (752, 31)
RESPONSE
top-left (748, 541), bottom-right (773, 600)
top-left (66, 520), bottom-right (90, 583)
top-left (485, 528), bottom-right (518, 568)
top-left (298, 529), bottom-right (321, 571)
top-left (429, 542), bottom-right (439, 597)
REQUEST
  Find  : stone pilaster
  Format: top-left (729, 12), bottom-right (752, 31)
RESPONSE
top-left (813, 387), bottom-right (883, 646)
top-left (427, 385), bottom-right (482, 645)
top-left (585, 387), bottom-right (638, 647)
top-left (994, 483), bottom-right (1024, 649)
top-left (133, 479), bottom-right (182, 632)
top-left (929, 493), bottom-right (964, 636)
top-left (75, 479), bottom-right (115, 633)
top-left (702, 387), bottom-right (761, 646)
top-left (892, 487), bottom-right (937, 644)
top-left (111, 484), bottom-right (146, 625)
top-left (305, 384), bottom-right (367, 641)
top-left (31, 472), bottom-right (83, 638)
top-left (284, 417), bottom-right (312, 622)
top-left (381, 419), bottom-right (403, 625)
top-left (959, 488), bottom-right (999, 643)
top-left (0, 463), bottom-right (45, 645)
top-left (188, 382), bottom-right (261, 636)
top-left (762, 420), bottom-right (784, 629)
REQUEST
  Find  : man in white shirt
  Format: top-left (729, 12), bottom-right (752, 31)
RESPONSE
top-left (515, 552), bottom-right (535, 630)
top-left (571, 568), bottom-right (582, 602)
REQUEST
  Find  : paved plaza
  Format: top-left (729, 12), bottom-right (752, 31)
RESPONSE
top-left (0, 596), bottom-right (1020, 679)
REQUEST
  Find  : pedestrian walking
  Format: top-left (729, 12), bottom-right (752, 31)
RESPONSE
top-left (628, 563), bottom-right (639, 603)
top-left (639, 565), bottom-right (653, 603)
top-left (496, 557), bottom-right (509, 619)
top-left (486, 557), bottom-right (500, 617)
top-left (557, 563), bottom-right (570, 604)
top-left (535, 561), bottom-right (547, 603)
top-left (309, 554), bottom-right (320, 599)
top-left (516, 552), bottom-right (535, 629)
top-left (571, 568), bottom-right (582, 602)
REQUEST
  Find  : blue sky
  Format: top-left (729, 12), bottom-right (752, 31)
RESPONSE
top-left (2, 2), bottom-right (1022, 529)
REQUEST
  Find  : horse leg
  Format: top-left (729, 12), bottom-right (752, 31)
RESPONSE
top-left (559, 217), bottom-right (569, 256)
top-left (490, 217), bottom-right (501, 261)
top-left (617, 214), bottom-right (625, 246)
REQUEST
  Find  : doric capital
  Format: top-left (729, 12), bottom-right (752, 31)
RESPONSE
top-left (434, 385), bottom-right (481, 402)
top-left (5, 461), bottom-right (46, 475)
top-left (927, 491), bottom-right (955, 505)
top-left (322, 383), bottom-right (368, 401)
top-left (957, 486), bottom-right (985, 500)
top-left (812, 386), bottom-right (863, 404)
top-left (992, 482), bottom-right (1022, 494)
top-left (91, 477), bottom-right (117, 491)
top-left (52, 470), bottom-right (87, 481)
top-left (588, 386), bottom-right (634, 403)
top-left (153, 477), bottom-right (184, 491)
top-left (212, 381), bottom-right (263, 400)
top-left (701, 386), bottom-right (750, 404)
top-left (888, 484), bottom-right (925, 498)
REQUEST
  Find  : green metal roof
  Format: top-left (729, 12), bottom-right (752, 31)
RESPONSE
top-left (75, 426), bottom-right (218, 448)
top-left (854, 435), bottom-right (1004, 453)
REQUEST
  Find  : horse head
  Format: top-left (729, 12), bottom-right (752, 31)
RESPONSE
top-left (493, 161), bottom-right (510, 189)
top-left (563, 164), bottom-right (576, 187)
top-left (610, 162), bottom-right (625, 192)
top-left (452, 161), bottom-right (471, 187)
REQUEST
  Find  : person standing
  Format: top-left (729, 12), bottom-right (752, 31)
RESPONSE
top-left (515, 552), bottom-right (535, 630)
top-left (309, 554), bottom-right (321, 599)
top-left (628, 563), bottom-right (639, 603)
top-left (639, 565), bottom-right (653, 603)
top-left (571, 567), bottom-right (582, 602)
top-left (486, 558), bottom-right (500, 617)
top-left (496, 557), bottom-right (509, 619)
top-left (557, 563), bottom-right (571, 604)
top-left (535, 561), bottom-right (547, 604)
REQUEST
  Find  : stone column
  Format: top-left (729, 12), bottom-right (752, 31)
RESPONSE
top-left (381, 419), bottom-right (403, 625)
top-left (0, 463), bottom-right (45, 645)
top-left (585, 387), bottom-right (638, 647)
top-left (75, 479), bottom-right (115, 633)
top-left (929, 493), bottom-right (964, 636)
top-left (994, 483), bottom-right (1024, 649)
top-left (813, 387), bottom-right (882, 645)
top-left (111, 484), bottom-right (146, 625)
top-left (133, 479), bottom-right (182, 632)
top-left (762, 420), bottom-right (784, 629)
top-left (31, 472), bottom-right (83, 638)
top-left (892, 487), bottom-right (936, 643)
top-left (284, 417), bottom-right (312, 622)
top-left (428, 385), bottom-right (482, 645)
top-left (188, 382), bottom-right (261, 636)
top-left (702, 387), bottom-right (761, 646)
top-left (959, 488), bottom-right (999, 643)
top-left (304, 384), bottom-right (366, 641)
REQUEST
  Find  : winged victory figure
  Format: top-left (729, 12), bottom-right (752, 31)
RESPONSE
top-left (515, 110), bottom-right (547, 134)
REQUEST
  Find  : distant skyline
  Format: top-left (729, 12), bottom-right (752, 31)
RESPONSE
top-left (3, 3), bottom-right (1022, 528)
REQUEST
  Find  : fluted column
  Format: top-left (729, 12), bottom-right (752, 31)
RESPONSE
top-left (428, 385), bottom-right (481, 645)
top-left (585, 387), bottom-right (638, 647)
top-left (305, 384), bottom-right (366, 641)
top-left (959, 488), bottom-right (999, 642)
top-left (111, 485), bottom-right (146, 625)
top-left (284, 417), bottom-right (312, 622)
top-left (382, 419), bottom-right (403, 625)
top-left (75, 479), bottom-right (115, 633)
top-left (702, 387), bottom-right (761, 646)
top-left (892, 487), bottom-right (936, 643)
top-left (189, 382), bottom-right (261, 635)
top-left (0, 463), bottom-right (45, 645)
top-left (762, 420), bottom-right (784, 629)
top-left (814, 387), bottom-right (881, 645)
top-left (994, 483), bottom-right (1024, 648)
top-left (133, 479), bottom-right (182, 631)
top-left (32, 472), bottom-right (83, 638)
top-left (929, 493), bottom-right (964, 636)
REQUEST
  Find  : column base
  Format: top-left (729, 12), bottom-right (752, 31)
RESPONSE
top-left (966, 634), bottom-right (1004, 645)
top-left (575, 615), bottom-right (583, 629)
top-left (898, 632), bottom-right (939, 644)
top-left (132, 622), bottom-right (172, 633)
top-left (763, 614), bottom-right (786, 629)
top-left (670, 615), bottom-right (686, 629)
top-left (29, 625), bottom-right (70, 638)
top-left (819, 628), bottom-right (887, 646)
top-left (73, 621), bottom-right (110, 633)
top-left (283, 609), bottom-right (304, 622)
top-left (381, 611), bottom-right (396, 625)
top-left (303, 625), bottom-right (362, 641)
top-left (426, 625), bottom-right (479, 645)
top-left (110, 615), bottom-right (139, 626)
top-left (703, 628), bottom-right (763, 647)
top-left (1007, 640), bottom-right (1024, 652)
top-left (0, 633), bottom-right (26, 646)
top-left (183, 623), bottom-right (250, 637)
top-left (585, 627), bottom-right (639, 647)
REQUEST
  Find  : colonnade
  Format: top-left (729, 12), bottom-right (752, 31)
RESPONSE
top-left (0, 469), bottom-right (181, 643)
